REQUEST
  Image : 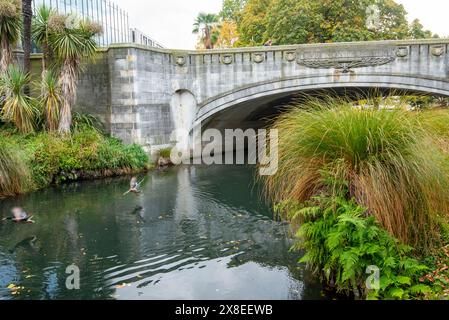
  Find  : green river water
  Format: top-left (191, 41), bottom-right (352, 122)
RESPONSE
top-left (0, 165), bottom-right (322, 300)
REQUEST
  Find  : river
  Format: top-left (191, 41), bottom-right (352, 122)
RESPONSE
top-left (0, 165), bottom-right (322, 300)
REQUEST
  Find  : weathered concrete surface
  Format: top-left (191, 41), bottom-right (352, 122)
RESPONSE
top-left (32, 39), bottom-right (449, 148)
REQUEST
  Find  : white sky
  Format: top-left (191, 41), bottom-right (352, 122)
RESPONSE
top-left (113, 0), bottom-right (448, 49)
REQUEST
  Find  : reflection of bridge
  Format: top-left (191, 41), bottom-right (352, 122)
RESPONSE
top-left (67, 39), bottom-right (449, 147)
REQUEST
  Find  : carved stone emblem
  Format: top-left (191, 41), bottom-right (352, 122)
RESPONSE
top-left (285, 51), bottom-right (296, 62)
top-left (296, 56), bottom-right (395, 73)
top-left (430, 46), bottom-right (445, 57)
top-left (221, 54), bottom-right (234, 65)
top-left (396, 47), bottom-right (409, 58)
top-left (252, 53), bottom-right (265, 63)
top-left (175, 55), bottom-right (187, 66)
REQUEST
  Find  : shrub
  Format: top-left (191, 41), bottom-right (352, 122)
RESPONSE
top-left (158, 147), bottom-right (172, 159)
top-left (263, 98), bottom-right (449, 250)
top-left (0, 127), bottom-right (150, 191)
top-left (277, 195), bottom-right (434, 300)
top-left (71, 112), bottom-right (104, 134)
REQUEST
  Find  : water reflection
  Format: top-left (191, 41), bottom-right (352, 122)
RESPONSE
top-left (0, 165), bottom-right (322, 300)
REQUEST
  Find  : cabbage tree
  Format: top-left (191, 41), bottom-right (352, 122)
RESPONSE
top-left (48, 16), bottom-right (101, 134)
top-left (0, 0), bottom-right (22, 73)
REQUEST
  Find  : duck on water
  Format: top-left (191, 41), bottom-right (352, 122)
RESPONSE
top-left (2, 207), bottom-right (35, 223)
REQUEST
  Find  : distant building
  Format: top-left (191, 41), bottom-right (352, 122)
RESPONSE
top-left (32, 0), bottom-right (163, 49)
top-left (130, 28), bottom-right (164, 48)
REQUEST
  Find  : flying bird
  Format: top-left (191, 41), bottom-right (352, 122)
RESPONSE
top-left (2, 207), bottom-right (34, 223)
top-left (123, 177), bottom-right (145, 195)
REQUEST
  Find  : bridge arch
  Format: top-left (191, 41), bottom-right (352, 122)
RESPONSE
top-left (195, 73), bottom-right (449, 127)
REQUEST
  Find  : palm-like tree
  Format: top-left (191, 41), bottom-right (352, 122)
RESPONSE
top-left (32, 5), bottom-right (54, 76)
top-left (48, 17), bottom-right (101, 134)
top-left (0, 0), bottom-right (22, 73)
top-left (193, 13), bottom-right (219, 49)
top-left (21, 0), bottom-right (32, 75)
top-left (40, 70), bottom-right (61, 131)
top-left (0, 65), bottom-right (37, 133)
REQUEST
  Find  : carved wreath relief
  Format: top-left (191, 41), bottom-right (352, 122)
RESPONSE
top-left (252, 53), bottom-right (265, 63)
top-left (175, 55), bottom-right (187, 66)
top-left (431, 46), bottom-right (445, 57)
top-left (285, 51), bottom-right (296, 62)
top-left (220, 54), bottom-right (234, 65)
top-left (395, 47), bottom-right (409, 58)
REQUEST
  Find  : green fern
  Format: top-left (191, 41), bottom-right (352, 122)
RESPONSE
top-left (281, 194), bottom-right (438, 299)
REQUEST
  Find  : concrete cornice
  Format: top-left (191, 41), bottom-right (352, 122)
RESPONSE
top-left (28, 38), bottom-right (449, 59)
top-left (100, 38), bottom-right (449, 55)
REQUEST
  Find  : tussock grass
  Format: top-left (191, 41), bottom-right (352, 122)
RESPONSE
top-left (0, 140), bottom-right (30, 197)
top-left (263, 97), bottom-right (449, 250)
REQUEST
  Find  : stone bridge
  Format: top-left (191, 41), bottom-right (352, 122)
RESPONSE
top-left (64, 38), bottom-right (449, 149)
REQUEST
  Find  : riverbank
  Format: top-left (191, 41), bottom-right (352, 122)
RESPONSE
top-left (0, 126), bottom-right (153, 198)
top-left (262, 99), bottom-right (449, 300)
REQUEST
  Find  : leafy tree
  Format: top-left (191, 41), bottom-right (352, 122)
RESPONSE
top-left (236, 0), bottom-right (431, 46)
top-left (238, 0), bottom-right (270, 46)
top-left (220, 0), bottom-right (247, 23)
top-left (0, 0), bottom-right (22, 72)
top-left (192, 13), bottom-right (220, 49)
top-left (263, 0), bottom-right (318, 45)
top-left (214, 20), bottom-right (240, 48)
top-left (409, 19), bottom-right (435, 39)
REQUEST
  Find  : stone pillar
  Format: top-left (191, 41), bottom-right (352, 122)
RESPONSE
top-left (109, 47), bottom-right (141, 145)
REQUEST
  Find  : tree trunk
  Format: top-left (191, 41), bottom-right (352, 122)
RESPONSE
top-left (41, 42), bottom-right (48, 75)
top-left (22, 0), bottom-right (33, 75)
top-left (204, 27), bottom-right (212, 49)
top-left (0, 37), bottom-right (12, 73)
top-left (58, 59), bottom-right (78, 134)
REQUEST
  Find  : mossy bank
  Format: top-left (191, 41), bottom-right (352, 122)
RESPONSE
top-left (0, 126), bottom-right (153, 198)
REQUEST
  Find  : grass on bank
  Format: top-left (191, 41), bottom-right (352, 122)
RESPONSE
top-left (263, 98), bottom-right (449, 251)
top-left (262, 97), bottom-right (449, 299)
top-left (0, 139), bottom-right (31, 197)
top-left (0, 125), bottom-right (151, 197)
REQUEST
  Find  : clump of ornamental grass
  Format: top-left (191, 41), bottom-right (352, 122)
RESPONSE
top-left (416, 108), bottom-right (449, 153)
top-left (0, 140), bottom-right (30, 197)
top-left (262, 97), bottom-right (449, 251)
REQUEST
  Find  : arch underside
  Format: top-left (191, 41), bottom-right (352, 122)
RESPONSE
top-left (195, 73), bottom-right (449, 130)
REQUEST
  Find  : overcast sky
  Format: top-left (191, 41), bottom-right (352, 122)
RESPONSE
top-left (113, 0), bottom-right (448, 49)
